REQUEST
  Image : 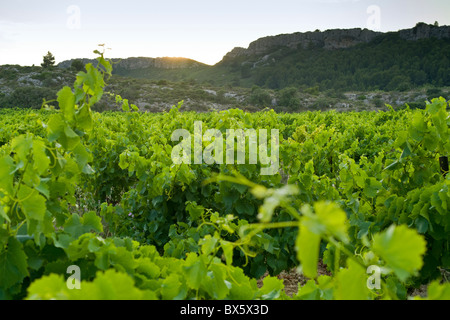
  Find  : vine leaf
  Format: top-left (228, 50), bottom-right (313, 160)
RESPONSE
top-left (372, 224), bottom-right (426, 282)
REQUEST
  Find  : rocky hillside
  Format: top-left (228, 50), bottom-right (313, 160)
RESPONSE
top-left (59, 23), bottom-right (450, 72)
top-left (1, 63), bottom-right (448, 113)
top-left (221, 23), bottom-right (450, 62)
top-left (221, 28), bottom-right (382, 61)
top-left (399, 22), bottom-right (450, 41)
top-left (2, 22), bottom-right (450, 113)
top-left (55, 23), bottom-right (450, 91)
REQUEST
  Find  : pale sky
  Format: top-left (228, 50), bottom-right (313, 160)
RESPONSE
top-left (0, 0), bottom-right (449, 66)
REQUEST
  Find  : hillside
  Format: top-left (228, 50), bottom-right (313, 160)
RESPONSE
top-left (1, 22), bottom-right (450, 113)
top-left (215, 23), bottom-right (450, 90)
top-left (56, 23), bottom-right (450, 92)
top-left (2, 62), bottom-right (449, 113)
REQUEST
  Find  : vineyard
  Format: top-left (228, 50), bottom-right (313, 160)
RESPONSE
top-left (0, 52), bottom-right (449, 300)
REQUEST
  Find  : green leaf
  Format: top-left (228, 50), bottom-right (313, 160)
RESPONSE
top-left (293, 280), bottom-right (321, 300)
top-left (52, 233), bottom-right (73, 249)
top-left (296, 223), bottom-right (321, 279)
top-left (109, 246), bottom-right (136, 274)
top-left (122, 99), bottom-right (130, 112)
top-left (76, 104), bottom-right (93, 133)
top-left (18, 185), bottom-right (46, 221)
top-left (426, 97), bottom-right (447, 115)
top-left (372, 224), bottom-right (426, 282)
top-left (32, 139), bottom-right (50, 175)
top-left (220, 240), bottom-right (234, 265)
top-left (0, 156), bottom-right (15, 195)
top-left (11, 134), bottom-right (33, 161)
top-left (57, 86), bottom-right (75, 122)
top-left (182, 253), bottom-right (207, 290)
top-left (161, 273), bottom-right (186, 300)
top-left (363, 177), bottom-right (382, 198)
top-left (203, 263), bottom-right (230, 299)
top-left (334, 259), bottom-right (371, 300)
top-left (26, 274), bottom-right (68, 300)
top-left (259, 276), bottom-right (284, 299)
top-left (64, 211), bottom-right (103, 238)
top-left (0, 205), bottom-right (10, 224)
top-left (293, 277), bottom-right (334, 300)
top-left (46, 114), bottom-right (64, 143)
top-left (135, 258), bottom-right (161, 279)
top-left (200, 234), bottom-right (218, 256)
top-left (97, 56), bottom-right (113, 75)
top-left (64, 125), bottom-right (79, 139)
top-left (185, 201), bottom-right (204, 221)
top-left (408, 112), bottom-right (426, 142)
top-left (301, 202), bottom-right (349, 243)
top-left (0, 237), bottom-right (29, 290)
top-left (72, 143), bottom-right (92, 172)
top-left (400, 142), bottom-right (412, 159)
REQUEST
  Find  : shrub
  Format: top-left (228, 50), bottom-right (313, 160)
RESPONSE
top-left (247, 87), bottom-right (272, 107)
top-left (71, 59), bottom-right (85, 72)
top-left (276, 87), bottom-right (301, 110)
top-left (426, 87), bottom-right (443, 100)
top-left (1, 86), bottom-right (57, 108)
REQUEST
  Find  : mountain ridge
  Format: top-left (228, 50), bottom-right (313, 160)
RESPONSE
top-left (58, 56), bottom-right (207, 70)
top-left (57, 23), bottom-right (450, 70)
top-left (221, 23), bottom-right (450, 62)
top-left (52, 22), bottom-right (450, 91)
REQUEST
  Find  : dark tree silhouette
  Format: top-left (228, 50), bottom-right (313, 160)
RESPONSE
top-left (41, 51), bottom-right (55, 68)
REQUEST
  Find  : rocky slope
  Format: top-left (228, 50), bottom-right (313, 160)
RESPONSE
top-left (57, 23), bottom-right (450, 74)
top-left (221, 23), bottom-right (450, 62)
top-left (222, 28), bottom-right (381, 61)
top-left (399, 23), bottom-right (450, 41)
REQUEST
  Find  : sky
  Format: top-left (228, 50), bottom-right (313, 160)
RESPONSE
top-left (0, 0), bottom-right (449, 66)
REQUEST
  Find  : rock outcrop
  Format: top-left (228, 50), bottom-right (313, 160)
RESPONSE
top-left (58, 23), bottom-right (450, 71)
top-left (398, 23), bottom-right (450, 41)
top-left (222, 28), bottom-right (381, 61)
top-left (221, 23), bottom-right (450, 62)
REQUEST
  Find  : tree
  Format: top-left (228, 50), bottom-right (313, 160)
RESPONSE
top-left (71, 59), bottom-right (85, 72)
top-left (41, 51), bottom-right (55, 68)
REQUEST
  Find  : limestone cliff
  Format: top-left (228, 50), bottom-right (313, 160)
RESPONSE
top-left (221, 23), bottom-right (450, 62)
top-left (398, 23), bottom-right (450, 41)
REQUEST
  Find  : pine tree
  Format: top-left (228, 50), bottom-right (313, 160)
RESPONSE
top-left (41, 51), bottom-right (55, 68)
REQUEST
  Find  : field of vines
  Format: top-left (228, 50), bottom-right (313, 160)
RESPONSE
top-left (0, 53), bottom-right (449, 301)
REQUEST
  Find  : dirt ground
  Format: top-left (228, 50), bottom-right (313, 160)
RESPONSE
top-left (257, 261), bottom-right (443, 299)
top-left (257, 259), bottom-right (331, 297)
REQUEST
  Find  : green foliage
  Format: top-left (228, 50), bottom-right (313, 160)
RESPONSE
top-left (0, 87), bottom-right (57, 109)
top-left (276, 87), bottom-right (300, 110)
top-left (372, 225), bottom-right (426, 282)
top-left (70, 60), bottom-right (85, 72)
top-left (41, 51), bottom-right (55, 69)
top-left (247, 87), bottom-right (272, 107)
top-left (246, 35), bottom-right (450, 91)
top-left (0, 47), bottom-right (449, 300)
